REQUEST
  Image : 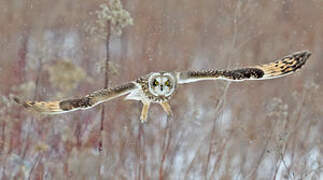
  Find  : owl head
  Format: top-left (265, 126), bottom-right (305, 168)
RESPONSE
top-left (148, 72), bottom-right (177, 97)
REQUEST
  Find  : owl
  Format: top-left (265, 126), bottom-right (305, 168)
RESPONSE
top-left (14, 50), bottom-right (311, 123)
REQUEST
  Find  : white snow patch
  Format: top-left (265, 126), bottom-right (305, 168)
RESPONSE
top-left (60, 32), bottom-right (79, 58)
top-left (217, 108), bottom-right (232, 135)
top-left (256, 155), bottom-right (275, 178)
top-left (307, 147), bottom-right (320, 169)
top-left (173, 153), bottom-right (184, 174)
top-left (276, 153), bottom-right (292, 180)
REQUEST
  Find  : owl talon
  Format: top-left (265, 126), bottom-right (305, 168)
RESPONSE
top-left (140, 102), bottom-right (150, 123)
top-left (140, 113), bottom-right (148, 123)
top-left (160, 102), bottom-right (173, 117)
top-left (140, 117), bottom-right (147, 123)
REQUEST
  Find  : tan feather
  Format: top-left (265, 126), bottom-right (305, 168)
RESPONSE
top-left (254, 50), bottom-right (311, 79)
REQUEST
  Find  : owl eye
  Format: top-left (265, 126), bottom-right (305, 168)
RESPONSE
top-left (165, 80), bottom-right (171, 87)
top-left (152, 79), bottom-right (159, 86)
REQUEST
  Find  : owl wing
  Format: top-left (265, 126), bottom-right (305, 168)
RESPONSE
top-left (14, 82), bottom-right (138, 114)
top-left (177, 50), bottom-right (311, 84)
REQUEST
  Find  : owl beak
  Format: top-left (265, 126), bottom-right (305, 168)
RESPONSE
top-left (160, 85), bottom-right (164, 91)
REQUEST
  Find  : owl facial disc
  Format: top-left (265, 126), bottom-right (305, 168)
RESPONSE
top-left (148, 72), bottom-right (176, 97)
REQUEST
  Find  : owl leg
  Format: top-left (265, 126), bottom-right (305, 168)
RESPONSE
top-left (160, 102), bottom-right (173, 116)
top-left (140, 101), bottom-right (151, 123)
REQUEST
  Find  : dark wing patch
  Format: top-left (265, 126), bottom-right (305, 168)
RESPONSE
top-left (186, 68), bottom-right (264, 81)
top-left (59, 98), bottom-right (92, 111)
top-left (221, 68), bottom-right (264, 80)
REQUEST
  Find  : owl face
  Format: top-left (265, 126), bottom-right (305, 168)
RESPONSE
top-left (148, 72), bottom-right (176, 98)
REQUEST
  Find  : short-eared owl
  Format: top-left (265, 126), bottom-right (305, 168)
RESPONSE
top-left (14, 51), bottom-right (311, 123)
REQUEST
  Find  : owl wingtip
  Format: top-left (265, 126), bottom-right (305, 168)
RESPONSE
top-left (288, 50), bottom-right (312, 66)
top-left (306, 50), bottom-right (311, 54)
top-left (12, 96), bottom-right (31, 108)
top-left (296, 50), bottom-right (312, 59)
top-left (305, 50), bottom-right (312, 58)
top-left (12, 96), bottom-right (22, 104)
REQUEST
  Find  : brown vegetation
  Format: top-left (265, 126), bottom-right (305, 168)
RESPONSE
top-left (0, 0), bottom-right (322, 179)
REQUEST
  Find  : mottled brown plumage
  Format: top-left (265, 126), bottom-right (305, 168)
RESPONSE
top-left (14, 82), bottom-right (137, 114)
top-left (14, 50), bottom-right (311, 122)
top-left (177, 50), bottom-right (310, 83)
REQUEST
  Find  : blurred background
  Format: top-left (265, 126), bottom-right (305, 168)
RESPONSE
top-left (0, 0), bottom-right (322, 179)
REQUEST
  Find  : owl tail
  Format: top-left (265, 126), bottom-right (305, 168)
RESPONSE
top-left (255, 50), bottom-right (311, 79)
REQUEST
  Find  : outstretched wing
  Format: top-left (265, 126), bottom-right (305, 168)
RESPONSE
top-left (14, 82), bottom-right (138, 114)
top-left (177, 50), bottom-right (311, 84)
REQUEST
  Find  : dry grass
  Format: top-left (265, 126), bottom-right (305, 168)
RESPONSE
top-left (0, 0), bottom-right (322, 179)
